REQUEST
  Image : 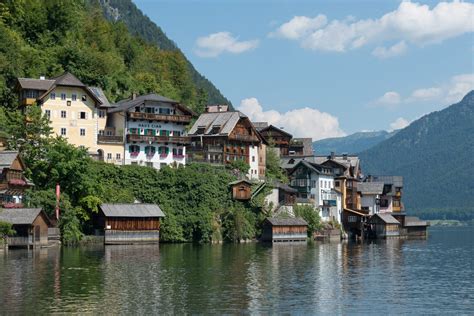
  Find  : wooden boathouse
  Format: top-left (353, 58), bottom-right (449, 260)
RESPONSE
top-left (367, 213), bottom-right (400, 238)
top-left (229, 179), bottom-right (252, 201)
top-left (0, 208), bottom-right (50, 248)
top-left (97, 203), bottom-right (166, 244)
top-left (262, 217), bottom-right (308, 242)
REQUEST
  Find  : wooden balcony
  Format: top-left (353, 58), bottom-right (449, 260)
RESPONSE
top-left (228, 134), bottom-right (260, 143)
top-left (98, 135), bottom-right (124, 144)
top-left (21, 98), bottom-right (37, 106)
top-left (127, 134), bottom-right (191, 144)
top-left (129, 112), bottom-right (192, 123)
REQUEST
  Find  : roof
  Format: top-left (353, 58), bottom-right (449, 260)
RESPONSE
top-left (109, 93), bottom-right (194, 115)
top-left (229, 179), bottom-right (252, 186)
top-left (0, 208), bottom-right (43, 225)
top-left (371, 213), bottom-right (400, 224)
top-left (288, 160), bottom-right (332, 176)
top-left (17, 78), bottom-right (55, 91)
top-left (51, 72), bottom-right (86, 87)
top-left (275, 182), bottom-right (297, 193)
top-left (0, 151), bottom-right (22, 173)
top-left (252, 122), bottom-right (268, 131)
top-left (100, 203), bottom-right (165, 218)
top-left (188, 111), bottom-right (247, 136)
top-left (266, 217), bottom-right (308, 226)
top-left (369, 175), bottom-right (403, 187)
top-left (290, 138), bottom-right (313, 156)
top-left (404, 216), bottom-right (430, 227)
top-left (259, 125), bottom-right (293, 138)
top-left (90, 87), bottom-right (111, 107)
top-left (358, 182), bottom-right (384, 195)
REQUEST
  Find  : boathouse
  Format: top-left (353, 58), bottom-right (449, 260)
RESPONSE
top-left (229, 179), bottom-right (252, 201)
top-left (262, 217), bottom-right (308, 242)
top-left (367, 213), bottom-right (400, 238)
top-left (0, 208), bottom-right (50, 247)
top-left (403, 216), bottom-right (430, 237)
top-left (97, 203), bottom-right (165, 244)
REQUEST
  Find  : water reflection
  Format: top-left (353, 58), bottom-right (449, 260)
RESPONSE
top-left (0, 227), bottom-right (473, 314)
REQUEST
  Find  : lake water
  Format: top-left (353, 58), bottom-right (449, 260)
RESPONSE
top-left (0, 226), bottom-right (473, 315)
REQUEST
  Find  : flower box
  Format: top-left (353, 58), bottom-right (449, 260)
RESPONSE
top-left (2, 202), bottom-right (24, 209)
top-left (130, 152), bottom-right (139, 158)
top-left (8, 178), bottom-right (27, 186)
top-left (159, 153), bottom-right (168, 158)
top-left (173, 154), bottom-right (185, 159)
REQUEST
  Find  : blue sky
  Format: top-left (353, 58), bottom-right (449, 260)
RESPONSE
top-left (134, 0), bottom-right (473, 139)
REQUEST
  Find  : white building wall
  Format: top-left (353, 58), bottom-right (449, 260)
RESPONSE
top-left (361, 194), bottom-right (379, 215)
top-left (248, 145), bottom-right (259, 180)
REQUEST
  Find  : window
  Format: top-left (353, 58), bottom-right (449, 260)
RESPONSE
top-left (61, 93), bottom-right (66, 100)
top-left (320, 180), bottom-right (323, 188)
top-left (80, 128), bottom-right (85, 136)
top-left (159, 108), bottom-right (171, 115)
top-left (146, 162), bottom-right (154, 168)
top-left (51, 93), bottom-right (56, 100)
top-left (60, 128), bottom-right (67, 136)
top-left (99, 110), bottom-right (105, 118)
top-left (107, 153), bottom-right (112, 160)
top-left (335, 181), bottom-right (340, 187)
top-left (67, 100), bottom-right (71, 106)
top-left (348, 215), bottom-right (358, 223)
top-left (82, 95), bottom-right (87, 101)
top-left (173, 130), bottom-right (181, 136)
top-left (99, 130), bottom-right (105, 136)
top-left (116, 153), bottom-right (121, 160)
top-left (311, 180), bottom-right (316, 188)
top-left (72, 94), bottom-right (77, 101)
top-left (252, 156), bottom-right (255, 162)
top-left (45, 110), bottom-right (51, 119)
top-left (61, 111), bottom-right (67, 118)
top-left (79, 112), bottom-right (87, 119)
top-left (131, 161), bottom-right (138, 165)
top-left (310, 194), bottom-right (315, 200)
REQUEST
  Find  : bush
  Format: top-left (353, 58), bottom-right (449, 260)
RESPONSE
top-left (294, 205), bottom-right (322, 237)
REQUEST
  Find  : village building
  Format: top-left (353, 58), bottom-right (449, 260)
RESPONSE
top-left (0, 151), bottom-right (33, 208)
top-left (367, 213), bottom-right (401, 238)
top-left (261, 217), bottom-right (308, 242)
top-left (288, 160), bottom-right (342, 224)
top-left (0, 208), bottom-right (51, 248)
top-left (96, 203), bottom-right (166, 244)
top-left (357, 182), bottom-right (385, 215)
top-left (229, 179), bottom-right (253, 201)
top-left (16, 73), bottom-right (109, 155)
top-left (187, 110), bottom-right (263, 179)
top-left (257, 125), bottom-right (292, 157)
top-left (106, 93), bottom-right (195, 169)
top-left (289, 138), bottom-right (313, 156)
top-left (402, 216), bottom-right (430, 237)
top-left (264, 182), bottom-right (298, 215)
top-left (364, 175), bottom-right (404, 213)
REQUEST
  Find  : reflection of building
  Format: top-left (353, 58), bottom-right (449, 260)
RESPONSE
top-left (0, 208), bottom-right (51, 247)
top-left (0, 151), bottom-right (33, 207)
top-left (96, 204), bottom-right (166, 244)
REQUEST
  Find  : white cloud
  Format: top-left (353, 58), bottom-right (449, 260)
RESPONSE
top-left (389, 117), bottom-right (410, 131)
top-left (445, 73), bottom-right (474, 103)
top-left (195, 32), bottom-right (259, 57)
top-left (269, 15), bottom-right (327, 39)
top-left (271, 1), bottom-right (474, 55)
top-left (374, 91), bottom-right (401, 107)
top-left (238, 98), bottom-right (345, 141)
top-left (372, 41), bottom-right (407, 59)
top-left (408, 87), bottom-right (443, 101)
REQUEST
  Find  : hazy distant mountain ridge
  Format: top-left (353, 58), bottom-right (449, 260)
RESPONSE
top-left (97, 0), bottom-right (232, 107)
top-left (313, 130), bottom-right (397, 155)
top-left (359, 91), bottom-right (474, 220)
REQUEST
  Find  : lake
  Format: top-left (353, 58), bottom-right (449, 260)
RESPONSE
top-left (0, 226), bottom-right (473, 314)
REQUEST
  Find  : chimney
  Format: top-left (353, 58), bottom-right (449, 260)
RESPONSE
top-left (343, 153), bottom-right (348, 160)
top-left (330, 152), bottom-right (335, 160)
top-left (39, 75), bottom-right (45, 80)
top-left (131, 93), bottom-right (137, 100)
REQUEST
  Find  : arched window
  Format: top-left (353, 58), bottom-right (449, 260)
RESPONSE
top-left (145, 146), bottom-right (156, 157)
top-left (129, 145), bottom-right (140, 157)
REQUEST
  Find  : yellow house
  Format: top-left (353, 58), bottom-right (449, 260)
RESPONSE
top-left (16, 73), bottom-right (113, 156)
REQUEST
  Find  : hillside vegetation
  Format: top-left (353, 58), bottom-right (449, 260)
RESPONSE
top-left (360, 91), bottom-right (474, 220)
top-left (0, 0), bottom-right (223, 113)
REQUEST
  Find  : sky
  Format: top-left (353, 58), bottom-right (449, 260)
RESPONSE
top-left (134, 0), bottom-right (474, 140)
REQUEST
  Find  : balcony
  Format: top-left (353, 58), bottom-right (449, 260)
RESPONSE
top-left (228, 134), bottom-right (260, 143)
top-left (8, 178), bottom-right (28, 186)
top-left (127, 134), bottom-right (191, 144)
top-left (129, 112), bottom-right (192, 123)
top-left (173, 154), bottom-right (185, 159)
top-left (98, 135), bottom-right (124, 144)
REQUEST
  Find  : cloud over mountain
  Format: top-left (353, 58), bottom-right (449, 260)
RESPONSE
top-left (195, 32), bottom-right (259, 57)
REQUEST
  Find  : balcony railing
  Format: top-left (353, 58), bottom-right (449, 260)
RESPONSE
top-left (129, 112), bottom-right (192, 123)
top-left (98, 135), bottom-right (124, 143)
top-left (173, 154), bottom-right (185, 159)
top-left (127, 134), bottom-right (191, 144)
top-left (8, 179), bottom-right (28, 186)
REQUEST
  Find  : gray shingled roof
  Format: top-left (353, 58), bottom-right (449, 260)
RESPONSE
top-left (358, 182), bottom-right (384, 194)
top-left (17, 78), bottom-right (55, 91)
top-left (371, 213), bottom-right (400, 224)
top-left (100, 204), bottom-right (165, 218)
top-left (0, 151), bottom-right (19, 172)
top-left (0, 208), bottom-right (43, 225)
top-left (259, 125), bottom-right (293, 138)
top-left (266, 217), bottom-right (308, 226)
top-left (90, 87), bottom-right (111, 107)
top-left (252, 122), bottom-right (268, 131)
top-left (228, 179), bottom-right (252, 186)
top-left (188, 111), bottom-right (247, 136)
top-left (370, 175), bottom-right (403, 187)
top-left (51, 72), bottom-right (86, 87)
top-left (109, 93), bottom-right (179, 113)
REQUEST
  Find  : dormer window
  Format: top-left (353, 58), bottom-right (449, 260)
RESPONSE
top-left (196, 126), bottom-right (206, 134)
top-left (82, 95), bottom-right (87, 101)
top-left (210, 125), bottom-right (221, 134)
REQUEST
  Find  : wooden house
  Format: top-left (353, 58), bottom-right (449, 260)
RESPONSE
top-left (229, 179), bottom-right (252, 201)
top-left (402, 216), bottom-right (430, 237)
top-left (258, 125), bottom-right (292, 156)
top-left (97, 203), bottom-right (166, 244)
top-left (0, 151), bottom-right (33, 208)
top-left (367, 213), bottom-right (400, 238)
top-left (187, 110), bottom-right (263, 179)
top-left (261, 217), bottom-right (308, 242)
top-left (0, 208), bottom-right (51, 248)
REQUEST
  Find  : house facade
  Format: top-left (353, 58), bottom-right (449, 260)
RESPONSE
top-left (187, 110), bottom-right (263, 179)
top-left (0, 151), bottom-right (33, 208)
top-left (0, 208), bottom-right (51, 247)
top-left (257, 125), bottom-right (292, 157)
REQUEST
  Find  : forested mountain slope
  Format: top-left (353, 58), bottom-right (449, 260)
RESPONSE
top-left (359, 91), bottom-right (474, 220)
top-left (97, 0), bottom-right (232, 107)
top-left (313, 130), bottom-right (397, 155)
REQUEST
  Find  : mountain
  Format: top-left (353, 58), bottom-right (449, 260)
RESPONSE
top-left (359, 91), bottom-right (474, 220)
top-left (96, 0), bottom-right (232, 107)
top-left (313, 130), bottom-right (397, 155)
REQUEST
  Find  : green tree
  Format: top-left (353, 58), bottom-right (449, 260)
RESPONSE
top-left (0, 221), bottom-right (15, 243)
top-left (266, 146), bottom-right (287, 183)
top-left (294, 205), bottom-right (322, 238)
